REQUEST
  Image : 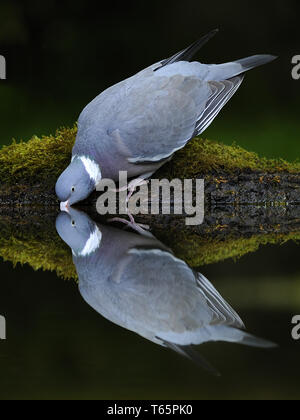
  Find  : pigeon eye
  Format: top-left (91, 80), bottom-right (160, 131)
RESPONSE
top-left (71, 186), bottom-right (75, 193)
top-left (71, 220), bottom-right (76, 227)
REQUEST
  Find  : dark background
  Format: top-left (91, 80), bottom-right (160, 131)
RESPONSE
top-left (0, 0), bottom-right (299, 158)
top-left (0, 241), bottom-right (300, 400)
top-left (0, 0), bottom-right (300, 400)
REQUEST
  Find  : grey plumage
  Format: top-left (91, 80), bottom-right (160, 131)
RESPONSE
top-left (56, 209), bottom-right (276, 374)
top-left (55, 31), bottom-right (277, 206)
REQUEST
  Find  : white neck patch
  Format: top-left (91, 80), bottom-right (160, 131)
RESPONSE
top-left (79, 156), bottom-right (102, 185)
top-left (78, 226), bottom-right (102, 257)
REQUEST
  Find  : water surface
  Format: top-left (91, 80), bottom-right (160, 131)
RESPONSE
top-left (0, 207), bottom-right (299, 400)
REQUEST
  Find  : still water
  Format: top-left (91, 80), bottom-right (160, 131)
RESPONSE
top-left (0, 206), bottom-right (299, 400)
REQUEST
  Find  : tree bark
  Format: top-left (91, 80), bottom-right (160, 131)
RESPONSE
top-left (1, 171), bottom-right (300, 207)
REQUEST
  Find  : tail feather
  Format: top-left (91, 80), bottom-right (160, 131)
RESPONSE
top-left (236, 54), bottom-right (278, 73)
top-left (237, 331), bottom-right (278, 349)
top-left (209, 325), bottom-right (277, 349)
top-left (206, 54), bottom-right (277, 81)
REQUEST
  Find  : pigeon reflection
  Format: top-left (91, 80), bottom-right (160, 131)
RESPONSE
top-left (56, 209), bottom-right (275, 375)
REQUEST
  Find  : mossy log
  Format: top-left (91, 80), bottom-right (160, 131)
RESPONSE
top-left (0, 126), bottom-right (300, 206)
top-left (1, 127), bottom-right (300, 281)
top-left (1, 205), bottom-right (300, 280)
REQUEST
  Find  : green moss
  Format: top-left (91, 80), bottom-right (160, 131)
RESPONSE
top-left (0, 217), bottom-right (77, 280)
top-left (0, 126), bottom-right (76, 186)
top-left (160, 137), bottom-right (300, 179)
top-left (0, 127), bottom-right (300, 189)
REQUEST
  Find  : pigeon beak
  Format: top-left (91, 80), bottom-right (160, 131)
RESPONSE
top-left (60, 200), bottom-right (70, 213)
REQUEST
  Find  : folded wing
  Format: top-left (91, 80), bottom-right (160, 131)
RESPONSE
top-left (112, 73), bottom-right (243, 164)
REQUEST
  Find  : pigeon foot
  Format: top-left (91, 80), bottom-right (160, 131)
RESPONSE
top-left (108, 214), bottom-right (150, 236)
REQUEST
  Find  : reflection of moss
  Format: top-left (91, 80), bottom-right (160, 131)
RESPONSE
top-left (0, 217), bottom-right (77, 280)
top-left (0, 235), bottom-right (77, 280)
top-left (1, 213), bottom-right (300, 280)
top-left (1, 126), bottom-right (300, 190)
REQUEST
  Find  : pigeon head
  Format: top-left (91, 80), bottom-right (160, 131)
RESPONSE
top-left (55, 156), bottom-right (101, 208)
top-left (56, 208), bottom-right (102, 257)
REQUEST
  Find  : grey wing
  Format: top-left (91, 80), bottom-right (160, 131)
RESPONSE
top-left (194, 75), bottom-right (244, 136)
top-left (109, 248), bottom-right (244, 336)
top-left (195, 271), bottom-right (244, 329)
top-left (110, 74), bottom-right (243, 163)
top-left (107, 248), bottom-right (206, 333)
top-left (108, 74), bottom-right (211, 163)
